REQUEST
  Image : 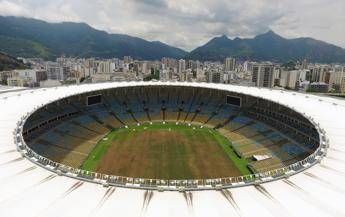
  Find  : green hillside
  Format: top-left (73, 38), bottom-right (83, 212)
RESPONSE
top-left (0, 16), bottom-right (187, 60)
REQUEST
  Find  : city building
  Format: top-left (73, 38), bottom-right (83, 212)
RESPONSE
top-left (207, 70), bottom-right (223, 83)
top-left (302, 59), bottom-right (308, 70)
top-left (46, 62), bottom-right (70, 81)
top-left (252, 63), bottom-right (274, 88)
top-left (178, 59), bottom-right (186, 74)
top-left (225, 57), bottom-right (236, 71)
top-left (0, 71), bottom-right (12, 84)
top-left (280, 70), bottom-right (300, 90)
top-left (243, 61), bottom-right (254, 72)
top-left (329, 70), bottom-right (345, 91)
top-left (340, 77), bottom-right (345, 93)
top-left (96, 60), bottom-right (115, 74)
top-left (7, 76), bottom-right (25, 87)
top-left (7, 69), bottom-right (47, 87)
top-left (123, 56), bottom-right (133, 64)
top-left (308, 82), bottom-right (329, 93)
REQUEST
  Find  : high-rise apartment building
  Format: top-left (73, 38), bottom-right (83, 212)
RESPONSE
top-left (178, 59), bottom-right (186, 74)
top-left (252, 63), bottom-right (274, 87)
top-left (280, 70), bottom-right (300, 89)
top-left (225, 57), bottom-right (236, 71)
top-left (46, 63), bottom-right (69, 81)
top-left (340, 77), bottom-right (345, 93)
top-left (207, 71), bottom-right (223, 83)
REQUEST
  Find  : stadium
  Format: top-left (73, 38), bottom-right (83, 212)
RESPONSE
top-left (1, 82), bottom-right (344, 217)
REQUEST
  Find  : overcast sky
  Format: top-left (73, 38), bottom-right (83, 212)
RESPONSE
top-left (0, 0), bottom-right (344, 51)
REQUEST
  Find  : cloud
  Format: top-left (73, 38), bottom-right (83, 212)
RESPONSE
top-left (0, 1), bottom-right (29, 16)
top-left (0, 0), bottom-right (344, 51)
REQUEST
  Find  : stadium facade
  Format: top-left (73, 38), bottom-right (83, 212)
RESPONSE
top-left (0, 82), bottom-right (344, 217)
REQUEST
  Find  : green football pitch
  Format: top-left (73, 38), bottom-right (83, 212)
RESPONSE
top-left (81, 122), bottom-right (251, 179)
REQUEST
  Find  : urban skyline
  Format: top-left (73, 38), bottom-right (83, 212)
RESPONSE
top-left (2, 55), bottom-right (345, 95)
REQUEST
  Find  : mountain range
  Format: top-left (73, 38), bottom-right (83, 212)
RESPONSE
top-left (0, 16), bottom-right (187, 60)
top-left (0, 16), bottom-right (345, 63)
top-left (187, 31), bottom-right (345, 63)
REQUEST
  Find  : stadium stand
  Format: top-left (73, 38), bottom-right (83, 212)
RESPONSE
top-left (23, 85), bottom-right (319, 173)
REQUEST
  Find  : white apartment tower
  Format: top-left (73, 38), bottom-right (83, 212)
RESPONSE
top-left (178, 59), bottom-right (186, 74)
top-left (252, 63), bottom-right (274, 88)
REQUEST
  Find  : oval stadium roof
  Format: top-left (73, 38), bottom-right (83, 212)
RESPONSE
top-left (0, 81), bottom-right (344, 217)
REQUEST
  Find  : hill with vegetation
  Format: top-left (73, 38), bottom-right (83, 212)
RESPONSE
top-left (0, 52), bottom-right (27, 71)
top-left (0, 16), bottom-right (187, 60)
top-left (187, 31), bottom-right (345, 63)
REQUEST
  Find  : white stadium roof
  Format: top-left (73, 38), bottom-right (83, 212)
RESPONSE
top-left (0, 85), bottom-right (26, 93)
top-left (1, 81), bottom-right (345, 217)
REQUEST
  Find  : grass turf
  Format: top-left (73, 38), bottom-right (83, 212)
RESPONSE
top-left (80, 122), bottom-right (251, 179)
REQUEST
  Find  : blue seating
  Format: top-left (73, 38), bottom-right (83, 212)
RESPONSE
top-left (282, 143), bottom-right (305, 156)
